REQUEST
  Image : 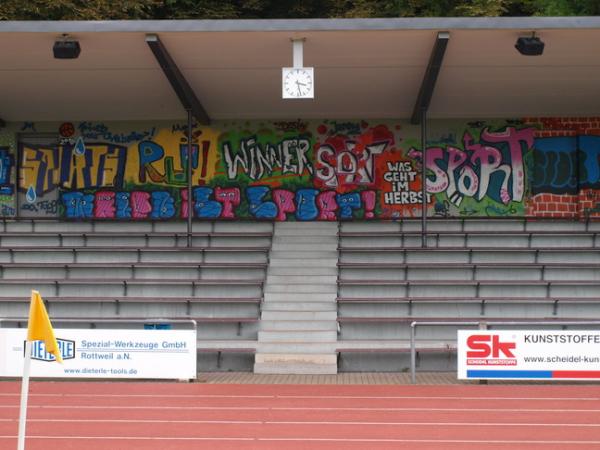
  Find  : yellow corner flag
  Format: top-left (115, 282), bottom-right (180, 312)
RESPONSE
top-left (27, 290), bottom-right (62, 363)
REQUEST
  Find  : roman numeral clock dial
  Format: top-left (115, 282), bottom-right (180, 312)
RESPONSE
top-left (282, 67), bottom-right (314, 99)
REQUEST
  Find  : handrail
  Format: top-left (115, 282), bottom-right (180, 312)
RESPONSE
top-left (0, 318), bottom-right (197, 329)
top-left (409, 320), bottom-right (600, 384)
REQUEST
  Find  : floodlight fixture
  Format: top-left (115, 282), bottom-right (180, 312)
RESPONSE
top-left (515, 32), bottom-right (544, 56)
top-left (53, 34), bottom-right (81, 59)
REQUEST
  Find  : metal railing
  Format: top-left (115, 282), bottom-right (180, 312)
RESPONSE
top-left (0, 318), bottom-right (197, 329)
top-left (409, 320), bottom-right (600, 384)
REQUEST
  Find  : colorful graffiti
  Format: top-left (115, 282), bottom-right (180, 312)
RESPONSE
top-left (0, 147), bottom-right (15, 216)
top-left (222, 137), bottom-right (313, 181)
top-left (407, 127), bottom-right (532, 216)
top-left (0, 148), bottom-right (13, 195)
top-left (314, 124), bottom-right (393, 191)
top-left (20, 143), bottom-right (128, 196)
top-left (0, 118), bottom-right (597, 219)
top-left (60, 186), bottom-right (376, 220)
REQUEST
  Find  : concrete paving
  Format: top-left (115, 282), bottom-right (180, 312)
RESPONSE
top-left (196, 371), bottom-right (600, 385)
top-left (198, 371), bottom-right (467, 384)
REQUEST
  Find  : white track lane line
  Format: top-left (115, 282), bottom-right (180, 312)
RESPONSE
top-left (0, 405), bottom-right (600, 413)
top-left (0, 436), bottom-right (599, 444)
top-left (0, 418), bottom-right (599, 427)
top-left (1, 393), bottom-right (599, 401)
top-left (1, 405), bottom-right (600, 412)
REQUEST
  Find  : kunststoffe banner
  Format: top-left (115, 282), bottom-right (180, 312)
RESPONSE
top-left (0, 329), bottom-right (197, 379)
top-left (458, 330), bottom-right (600, 380)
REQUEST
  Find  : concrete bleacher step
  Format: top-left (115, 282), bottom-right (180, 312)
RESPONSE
top-left (258, 330), bottom-right (338, 342)
top-left (261, 310), bottom-right (337, 320)
top-left (266, 275), bottom-right (338, 285)
top-left (272, 237), bottom-right (336, 251)
top-left (270, 250), bottom-right (338, 259)
top-left (462, 219), bottom-right (525, 232)
top-left (537, 250), bottom-right (600, 263)
top-left (544, 268), bottom-right (600, 281)
top-left (260, 320), bottom-right (337, 331)
top-left (265, 284), bottom-right (337, 294)
top-left (258, 342), bottom-right (338, 353)
top-left (268, 266), bottom-right (337, 276)
top-left (32, 221), bottom-right (94, 232)
top-left (269, 257), bottom-right (338, 267)
top-left (274, 223), bottom-right (336, 236)
top-left (273, 235), bottom-right (335, 245)
top-left (263, 293), bottom-right (336, 303)
top-left (254, 354), bottom-right (337, 374)
top-left (525, 220), bottom-right (588, 232)
top-left (261, 301), bottom-right (336, 312)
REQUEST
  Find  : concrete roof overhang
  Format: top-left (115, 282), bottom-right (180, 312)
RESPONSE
top-left (0, 17), bottom-right (599, 122)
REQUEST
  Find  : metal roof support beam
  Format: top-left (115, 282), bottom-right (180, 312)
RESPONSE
top-left (145, 34), bottom-right (210, 125)
top-left (410, 31), bottom-right (449, 125)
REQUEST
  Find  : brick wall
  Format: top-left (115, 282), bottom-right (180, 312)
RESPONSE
top-left (522, 117), bottom-right (600, 219)
top-left (526, 193), bottom-right (578, 218)
top-left (579, 189), bottom-right (600, 219)
top-left (522, 117), bottom-right (600, 136)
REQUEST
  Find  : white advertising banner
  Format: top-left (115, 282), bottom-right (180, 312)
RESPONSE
top-left (458, 330), bottom-right (600, 380)
top-left (0, 328), bottom-right (197, 379)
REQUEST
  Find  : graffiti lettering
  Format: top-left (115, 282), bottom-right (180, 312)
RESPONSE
top-left (0, 148), bottom-right (13, 187)
top-left (78, 122), bottom-right (156, 144)
top-left (0, 148), bottom-right (14, 215)
top-left (95, 191), bottom-right (116, 218)
top-left (150, 191), bottom-right (176, 219)
top-left (331, 121), bottom-right (361, 135)
top-left (171, 122), bottom-right (199, 133)
top-left (20, 143), bottom-right (127, 197)
top-left (316, 141), bottom-right (388, 188)
top-left (409, 127), bottom-right (532, 206)
top-left (383, 161), bottom-right (431, 205)
top-left (214, 187), bottom-right (241, 219)
top-left (138, 141), bottom-right (207, 186)
top-left (532, 137), bottom-right (578, 194)
top-left (62, 192), bottom-right (94, 218)
top-left (20, 200), bottom-right (59, 215)
top-left (1, 204), bottom-right (15, 216)
top-left (64, 190), bottom-right (173, 220)
top-left (579, 136), bottom-right (600, 188)
top-left (222, 137), bottom-right (313, 180)
top-left (273, 120), bottom-right (308, 132)
top-left (62, 187), bottom-right (376, 221)
top-left (247, 186), bottom-right (277, 219)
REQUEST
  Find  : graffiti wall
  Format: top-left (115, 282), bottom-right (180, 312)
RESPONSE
top-left (1, 117), bottom-right (599, 220)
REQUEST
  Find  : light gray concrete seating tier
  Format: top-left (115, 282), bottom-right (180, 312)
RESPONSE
top-left (0, 220), bottom-right (274, 371)
top-left (337, 219), bottom-right (600, 371)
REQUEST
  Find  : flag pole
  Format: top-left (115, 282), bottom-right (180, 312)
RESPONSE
top-left (17, 340), bottom-right (32, 450)
top-left (17, 289), bottom-right (62, 450)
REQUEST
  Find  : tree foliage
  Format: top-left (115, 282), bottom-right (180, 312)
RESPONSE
top-left (1, 0), bottom-right (599, 20)
top-left (0, 0), bottom-right (159, 20)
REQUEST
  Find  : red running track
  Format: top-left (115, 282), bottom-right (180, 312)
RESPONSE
top-left (1, 381), bottom-right (600, 449)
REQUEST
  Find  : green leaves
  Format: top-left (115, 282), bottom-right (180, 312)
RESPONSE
top-left (1, 0), bottom-right (599, 21)
top-left (0, 0), bottom-right (159, 20)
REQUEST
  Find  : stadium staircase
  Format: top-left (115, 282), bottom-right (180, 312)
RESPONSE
top-left (255, 222), bottom-right (338, 374)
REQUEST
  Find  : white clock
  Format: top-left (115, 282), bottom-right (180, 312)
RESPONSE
top-left (282, 67), bottom-right (314, 99)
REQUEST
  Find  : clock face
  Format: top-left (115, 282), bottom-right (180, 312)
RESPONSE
top-left (282, 67), bottom-right (314, 99)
